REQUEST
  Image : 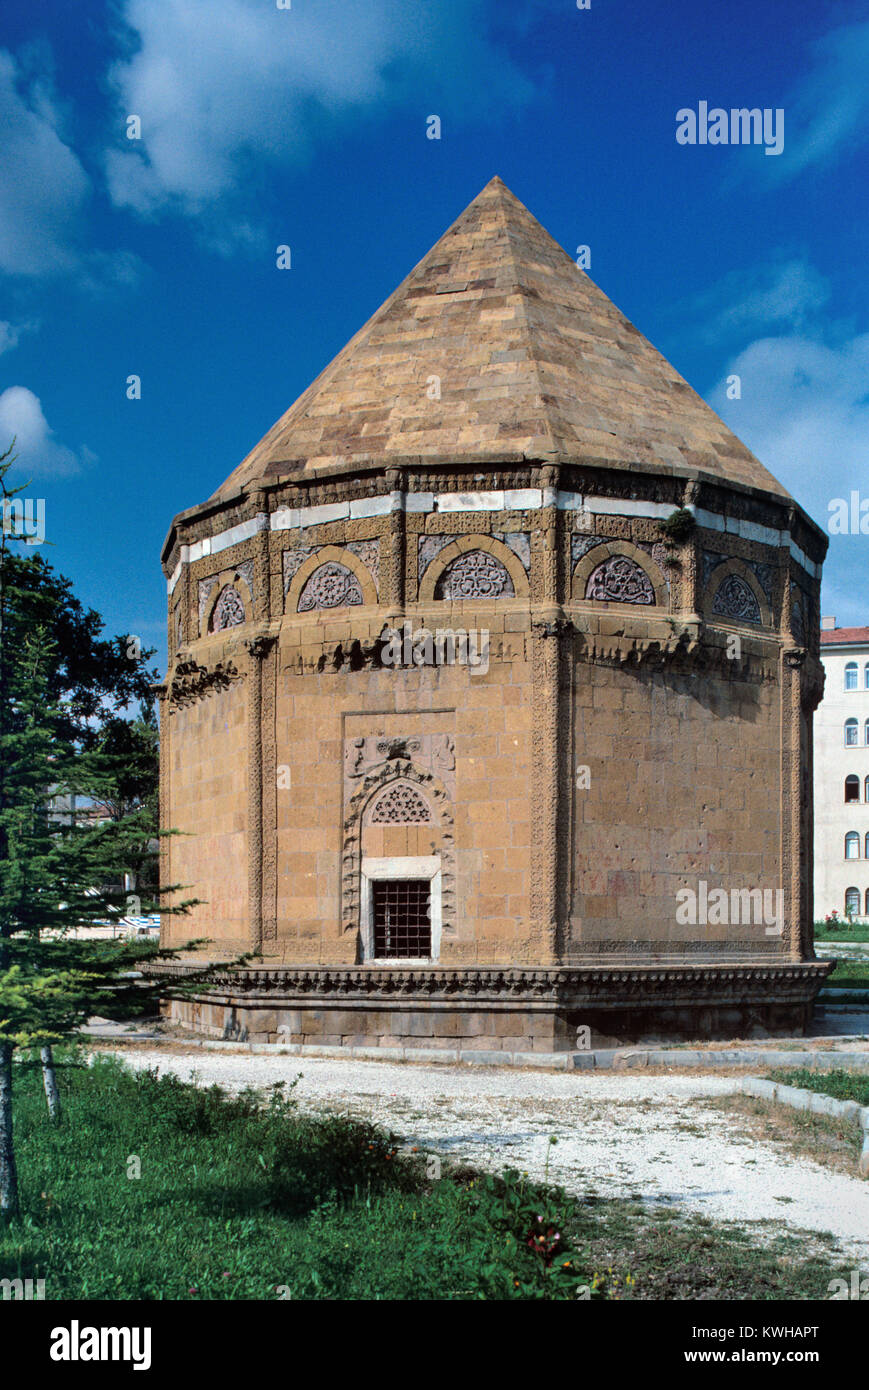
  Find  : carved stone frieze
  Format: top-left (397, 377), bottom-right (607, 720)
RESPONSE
top-left (571, 533), bottom-right (614, 565)
top-left (236, 559), bottom-right (255, 604)
top-left (344, 734), bottom-right (455, 793)
top-left (149, 960), bottom-right (831, 1008)
top-left (703, 551), bottom-right (775, 610)
top-left (169, 657), bottom-right (244, 706)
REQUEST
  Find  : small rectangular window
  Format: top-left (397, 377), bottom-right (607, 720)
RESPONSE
top-left (372, 879), bottom-right (431, 959)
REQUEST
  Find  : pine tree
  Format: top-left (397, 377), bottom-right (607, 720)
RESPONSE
top-left (0, 446), bottom-right (223, 1219)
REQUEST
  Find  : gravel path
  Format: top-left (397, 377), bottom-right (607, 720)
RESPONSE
top-left (110, 1048), bottom-right (869, 1266)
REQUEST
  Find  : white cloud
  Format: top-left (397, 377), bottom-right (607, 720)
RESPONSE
top-left (717, 260), bottom-right (830, 332)
top-left (0, 50), bottom-right (90, 276)
top-left (0, 322), bottom-right (21, 354)
top-left (104, 0), bottom-right (533, 227)
top-left (682, 257), bottom-right (831, 346)
top-left (708, 333), bottom-right (869, 621)
top-left (0, 386), bottom-right (90, 476)
top-left (779, 20), bottom-right (869, 177)
top-left (710, 333), bottom-right (869, 522)
top-left (0, 318), bottom-right (38, 354)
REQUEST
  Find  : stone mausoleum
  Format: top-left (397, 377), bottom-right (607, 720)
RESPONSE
top-left (156, 177), bottom-right (830, 1050)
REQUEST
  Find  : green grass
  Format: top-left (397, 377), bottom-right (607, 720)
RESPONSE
top-left (814, 921), bottom-right (869, 942)
top-left (768, 1067), bottom-right (869, 1106)
top-left (0, 1052), bottom-right (604, 1300)
top-left (0, 1052), bottom-right (852, 1301)
top-left (821, 961), bottom-right (869, 990)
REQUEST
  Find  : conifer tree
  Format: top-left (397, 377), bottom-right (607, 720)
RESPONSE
top-left (0, 445), bottom-right (226, 1219)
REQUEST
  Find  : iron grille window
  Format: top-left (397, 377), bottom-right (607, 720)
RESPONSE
top-left (372, 879), bottom-right (431, 959)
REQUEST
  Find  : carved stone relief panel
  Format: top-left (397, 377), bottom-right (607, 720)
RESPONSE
top-left (434, 550), bottom-right (514, 599)
top-left (283, 547), bottom-right (316, 595)
top-left (710, 573), bottom-right (762, 625)
top-left (493, 531), bottom-right (531, 574)
top-left (418, 533), bottom-right (456, 580)
top-left (584, 555), bottom-right (655, 605)
top-left (341, 733), bottom-right (456, 940)
top-left (571, 533), bottom-right (615, 566)
top-left (298, 561), bottom-right (363, 611)
top-left (236, 559), bottom-right (255, 604)
top-left (368, 782), bottom-right (433, 825)
top-left (210, 584), bottom-right (246, 631)
top-left (198, 575), bottom-right (219, 630)
top-left (346, 539), bottom-right (380, 595)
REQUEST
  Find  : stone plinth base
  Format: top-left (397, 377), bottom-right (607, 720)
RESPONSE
top-left (150, 962), bottom-right (833, 1050)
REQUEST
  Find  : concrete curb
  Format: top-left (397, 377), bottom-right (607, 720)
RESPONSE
top-left (740, 1075), bottom-right (869, 1178)
top-left (180, 1038), bottom-right (869, 1073)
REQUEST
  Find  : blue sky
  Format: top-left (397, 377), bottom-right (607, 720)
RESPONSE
top-left (1, 0), bottom-right (868, 669)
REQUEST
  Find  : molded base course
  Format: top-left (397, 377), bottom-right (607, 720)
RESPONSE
top-left (157, 961), bottom-right (831, 1049)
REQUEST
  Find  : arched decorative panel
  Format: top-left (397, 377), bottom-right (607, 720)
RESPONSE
top-left (584, 555), bottom-right (655, 605)
top-left (368, 782), bottom-right (433, 825)
top-left (418, 535), bottom-right (529, 603)
top-left (342, 759), bottom-right (456, 940)
top-left (711, 573), bottom-right (762, 625)
top-left (210, 584), bottom-right (246, 632)
top-left (434, 549), bottom-right (515, 600)
top-left (703, 558), bottom-right (771, 628)
top-left (298, 561), bottom-right (363, 612)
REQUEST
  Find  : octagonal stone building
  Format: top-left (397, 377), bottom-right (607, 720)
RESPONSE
top-left (156, 177), bottom-right (830, 1050)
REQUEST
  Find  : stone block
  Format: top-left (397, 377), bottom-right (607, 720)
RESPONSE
top-left (407, 1047), bottom-right (460, 1063)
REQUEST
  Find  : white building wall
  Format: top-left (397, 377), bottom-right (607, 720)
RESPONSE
top-left (814, 642), bottom-right (869, 921)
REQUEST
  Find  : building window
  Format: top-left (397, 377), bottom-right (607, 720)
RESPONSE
top-left (864, 663), bottom-right (869, 689)
top-left (845, 775), bottom-right (860, 803)
top-left (846, 662), bottom-right (859, 690)
top-left (845, 718), bottom-right (859, 746)
top-left (845, 887), bottom-right (861, 917)
top-left (864, 888), bottom-right (869, 915)
top-left (371, 879), bottom-right (431, 959)
top-left (864, 720), bottom-right (869, 745)
top-left (845, 832), bottom-right (860, 859)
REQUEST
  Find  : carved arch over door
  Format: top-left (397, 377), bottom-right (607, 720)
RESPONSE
top-left (342, 760), bottom-right (455, 945)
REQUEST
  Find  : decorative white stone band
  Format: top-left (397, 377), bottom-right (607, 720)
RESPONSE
top-left (690, 506), bottom-right (820, 579)
top-left (167, 513), bottom-right (268, 594)
top-left (167, 492), bottom-right (820, 593)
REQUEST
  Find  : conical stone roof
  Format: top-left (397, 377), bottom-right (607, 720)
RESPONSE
top-left (215, 176), bottom-right (790, 501)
